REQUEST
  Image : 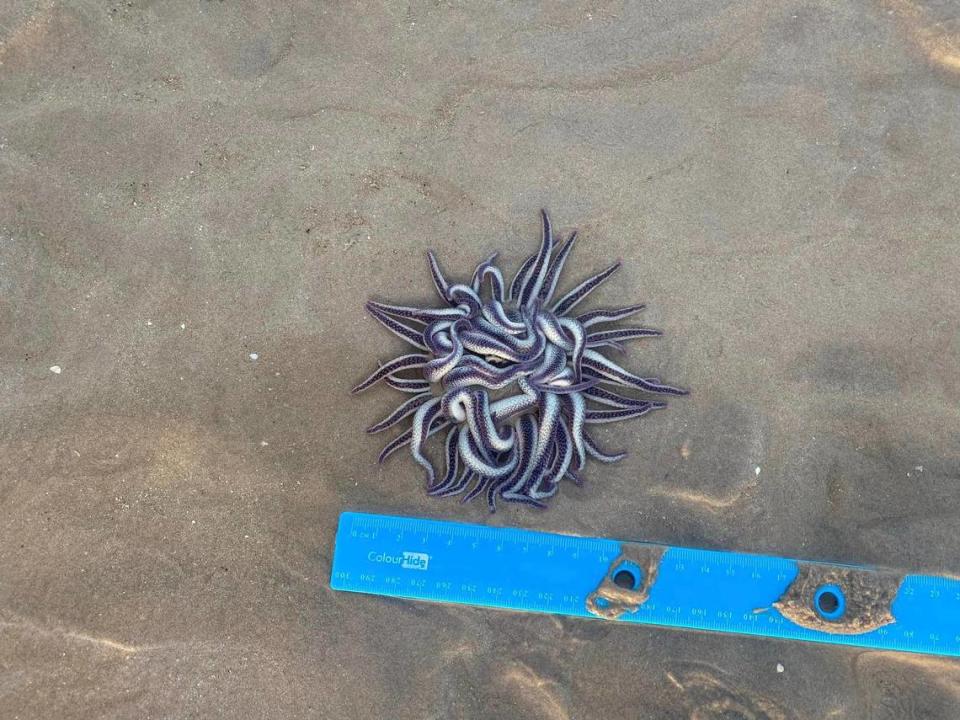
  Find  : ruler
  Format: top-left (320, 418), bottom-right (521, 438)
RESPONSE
top-left (330, 512), bottom-right (960, 657)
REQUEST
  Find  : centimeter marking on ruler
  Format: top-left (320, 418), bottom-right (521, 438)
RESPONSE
top-left (329, 512), bottom-right (960, 657)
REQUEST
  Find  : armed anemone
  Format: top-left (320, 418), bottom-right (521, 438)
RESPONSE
top-left (353, 211), bottom-right (687, 511)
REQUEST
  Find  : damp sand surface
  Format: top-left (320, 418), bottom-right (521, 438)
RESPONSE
top-left (2, 2), bottom-right (960, 718)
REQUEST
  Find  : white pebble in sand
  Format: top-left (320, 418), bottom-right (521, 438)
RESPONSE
top-left (755, 466), bottom-right (761, 476)
top-left (49, 365), bottom-right (62, 374)
top-left (776, 663), bottom-right (784, 673)
top-left (249, 353), bottom-right (259, 360)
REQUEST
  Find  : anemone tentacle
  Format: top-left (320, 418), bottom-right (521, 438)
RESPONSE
top-left (364, 304), bottom-right (429, 350)
top-left (552, 262), bottom-right (621, 316)
top-left (583, 431), bottom-right (627, 463)
top-left (576, 303), bottom-right (646, 328)
top-left (384, 374), bottom-right (431, 393)
top-left (367, 392), bottom-right (435, 434)
top-left (427, 250), bottom-right (452, 301)
top-left (538, 231), bottom-right (577, 303)
top-left (585, 327), bottom-right (662, 345)
top-left (352, 354), bottom-right (429, 394)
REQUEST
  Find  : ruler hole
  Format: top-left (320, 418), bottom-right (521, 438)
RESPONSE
top-left (813, 584), bottom-right (846, 620)
top-left (612, 561), bottom-right (643, 590)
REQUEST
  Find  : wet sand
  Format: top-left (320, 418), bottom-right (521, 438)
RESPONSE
top-left (2, 1), bottom-right (960, 718)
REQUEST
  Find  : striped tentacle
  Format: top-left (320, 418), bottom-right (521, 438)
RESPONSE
top-left (427, 251), bottom-right (453, 302)
top-left (429, 467), bottom-right (474, 498)
top-left (367, 392), bottom-right (435, 434)
top-left (509, 253), bottom-right (538, 302)
top-left (459, 329), bottom-right (524, 363)
top-left (558, 316), bottom-right (586, 380)
top-left (378, 416), bottom-right (450, 463)
top-left (480, 300), bottom-right (527, 334)
top-left (516, 209), bottom-right (554, 308)
top-left (528, 344), bottom-right (566, 385)
top-left (585, 339), bottom-right (627, 353)
top-left (471, 253), bottom-right (505, 301)
top-left (490, 378), bottom-right (540, 422)
top-left (352, 353), bottom-right (429, 394)
top-left (427, 426), bottom-right (461, 493)
top-left (552, 262), bottom-right (621, 316)
top-left (457, 425), bottom-right (519, 480)
top-left (538, 376), bottom-right (598, 394)
top-left (530, 421), bottom-right (573, 499)
top-left (365, 303), bottom-right (428, 350)
top-left (582, 349), bottom-right (688, 396)
top-left (423, 320), bottom-right (467, 383)
top-left (385, 375), bottom-right (431, 393)
top-left (561, 391), bottom-right (587, 470)
top-left (537, 230), bottom-right (578, 304)
top-left (367, 300), bottom-right (468, 323)
top-left (585, 327), bottom-right (661, 347)
top-left (585, 403), bottom-right (664, 424)
top-left (495, 415), bottom-right (539, 508)
top-left (583, 431), bottom-right (626, 463)
top-left (446, 284), bottom-right (483, 317)
top-left (583, 385), bottom-right (653, 408)
top-left (470, 391), bottom-right (514, 453)
top-left (576, 303), bottom-right (646, 328)
top-left (410, 398), bottom-right (445, 485)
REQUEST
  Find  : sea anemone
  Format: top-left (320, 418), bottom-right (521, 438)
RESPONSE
top-left (352, 210), bottom-right (686, 511)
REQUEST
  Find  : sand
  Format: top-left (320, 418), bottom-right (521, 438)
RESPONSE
top-left (2, 1), bottom-right (959, 718)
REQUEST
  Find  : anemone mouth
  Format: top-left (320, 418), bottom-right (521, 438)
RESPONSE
top-left (353, 210), bottom-right (687, 511)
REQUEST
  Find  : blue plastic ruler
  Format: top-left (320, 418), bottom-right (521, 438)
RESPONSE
top-left (330, 512), bottom-right (960, 657)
